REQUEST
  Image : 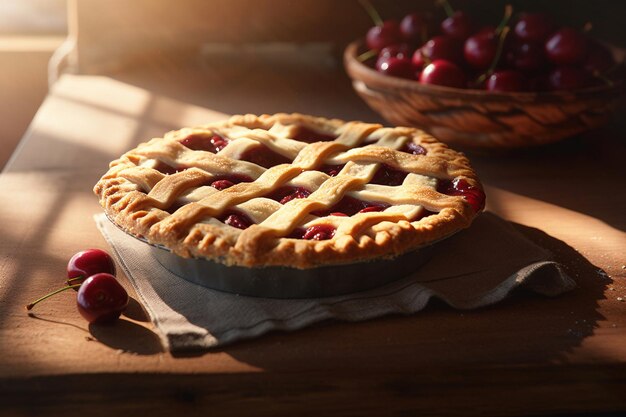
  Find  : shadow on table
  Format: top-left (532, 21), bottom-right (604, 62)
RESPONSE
top-left (209, 221), bottom-right (610, 370)
top-left (88, 316), bottom-right (164, 355)
top-left (85, 297), bottom-right (163, 355)
top-left (469, 125), bottom-right (626, 231)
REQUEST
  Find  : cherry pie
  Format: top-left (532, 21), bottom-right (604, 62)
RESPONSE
top-left (94, 113), bottom-right (485, 269)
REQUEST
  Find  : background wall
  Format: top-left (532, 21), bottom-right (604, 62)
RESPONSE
top-left (71, 0), bottom-right (626, 72)
top-left (0, 0), bottom-right (65, 169)
top-left (2, 0), bottom-right (625, 169)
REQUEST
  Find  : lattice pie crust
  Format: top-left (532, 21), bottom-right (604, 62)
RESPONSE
top-left (94, 113), bottom-right (484, 269)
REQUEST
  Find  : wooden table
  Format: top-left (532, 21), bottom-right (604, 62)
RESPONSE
top-left (1, 60), bottom-right (625, 416)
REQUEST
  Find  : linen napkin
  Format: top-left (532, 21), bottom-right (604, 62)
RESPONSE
top-left (95, 212), bottom-right (575, 351)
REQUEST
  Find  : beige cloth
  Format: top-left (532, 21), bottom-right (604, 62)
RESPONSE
top-left (95, 212), bottom-right (575, 351)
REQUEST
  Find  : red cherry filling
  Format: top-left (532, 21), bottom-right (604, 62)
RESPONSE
top-left (209, 174), bottom-right (253, 190)
top-left (218, 211), bottom-right (254, 230)
top-left (313, 196), bottom-right (389, 217)
top-left (319, 164), bottom-right (345, 177)
top-left (291, 126), bottom-right (338, 143)
top-left (437, 178), bottom-right (486, 212)
top-left (180, 134), bottom-right (229, 153)
top-left (152, 161), bottom-right (188, 175)
top-left (240, 145), bottom-right (291, 168)
top-left (267, 186), bottom-right (311, 204)
top-left (400, 142), bottom-right (427, 155)
top-left (289, 224), bottom-right (336, 241)
top-left (371, 164), bottom-right (408, 186)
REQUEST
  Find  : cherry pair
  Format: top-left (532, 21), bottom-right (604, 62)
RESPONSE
top-left (26, 249), bottom-right (128, 324)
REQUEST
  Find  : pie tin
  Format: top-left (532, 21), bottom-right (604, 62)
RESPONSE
top-left (108, 215), bottom-right (436, 298)
top-left (149, 243), bottom-right (434, 299)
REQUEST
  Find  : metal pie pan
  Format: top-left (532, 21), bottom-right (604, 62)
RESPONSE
top-left (108, 215), bottom-right (437, 298)
top-left (149, 243), bottom-right (434, 299)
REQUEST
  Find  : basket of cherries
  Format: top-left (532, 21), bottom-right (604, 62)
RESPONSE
top-left (344, 1), bottom-right (624, 149)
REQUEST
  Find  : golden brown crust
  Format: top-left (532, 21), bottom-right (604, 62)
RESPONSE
top-left (94, 113), bottom-right (484, 269)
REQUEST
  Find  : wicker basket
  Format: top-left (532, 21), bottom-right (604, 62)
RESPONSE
top-left (344, 41), bottom-right (624, 150)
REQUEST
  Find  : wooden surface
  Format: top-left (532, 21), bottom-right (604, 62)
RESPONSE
top-left (1, 58), bottom-right (625, 416)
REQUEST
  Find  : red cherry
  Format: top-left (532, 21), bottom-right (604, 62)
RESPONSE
top-left (419, 60), bottom-right (466, 88)
top-left (412, 36), bottom-right (464, 68)
top-left (291, 126), bottom-right (338, 143)
top-left (221, 211), bottom-right (254, 230)
top-left (438, 178), bottom-right (485, 212)
top-left (475, 25), bottom-right (497, 37)
top-left (269, 186), bottom-right (311, 204)
top-left (358, 205), bottom-right (385, 213)
top-left (545, 28), bottom-right (589, 65)
top-left (240, 145), bottom-right (291, 168)
top-left (302, 224), bottom-right (336, 241)
top-left (485, 70), bottom-right (528, 92)
top-left (66, 249), bottom-right (116, 289)
top-left (400, 12), bottom-right (431, 43)
top-left (210, 179), bottom-right (234, 190)
top-left (152, 161), bottom-right (188, 175)
top-left (319, 164), bottom-right (345, 177)
top-left (441, 11), bottom-right (475, 41)
top-left (76, 273), bottom-right (129, 324)
top-left (366, 20), bottom-right (402, 51)
top-left (379, 43), bottom-right (414, 60)
top-left (548, 66), bottom-right (590, 90)
top-left (505, 40), bottom-right (547, 72)
top-left (370, 164), bottom-right (409, 186)
top-left (401, 142), bottom-right (427, 155)
top-left (514, 13), bottom-right (555, 43)
top-left (464, 32), bottom-right (498, 70)
top-left (376, 55), bottom-right (415, 79)
top-left (313, 196), bottom-right (389, 217)
top-left (583, 42), bottom-right (616, 75)
top-left (180, 134), bottom-right (229, 153)
top-left (209, 174), bottom-right (252, 191)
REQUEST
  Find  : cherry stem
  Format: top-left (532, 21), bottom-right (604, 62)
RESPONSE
top-left (358, 0), bottom-right (383, 27)
top-left (436, 0), bottom-right (455, 18)
top-left (495, 4), bottom-right (513, 36)
top-left (593, 71), bottom-right (615, 87)
top-left (67, 276), bottom-right (84, 284)
top-left (357, 49), bottom-right (379, 62)
top-left (420, 48), bottom-right (432, 66)
top-left (474, 26), bottom-right (511, 87)
top-left (25, 283), bottom-right (81, 310)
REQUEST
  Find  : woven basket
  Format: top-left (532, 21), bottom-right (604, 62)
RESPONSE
top-left (344, 41), bottom-right (624, 150)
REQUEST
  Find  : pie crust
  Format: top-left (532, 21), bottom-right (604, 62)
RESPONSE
top-left (94, 113), bottom-right (485, 269)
